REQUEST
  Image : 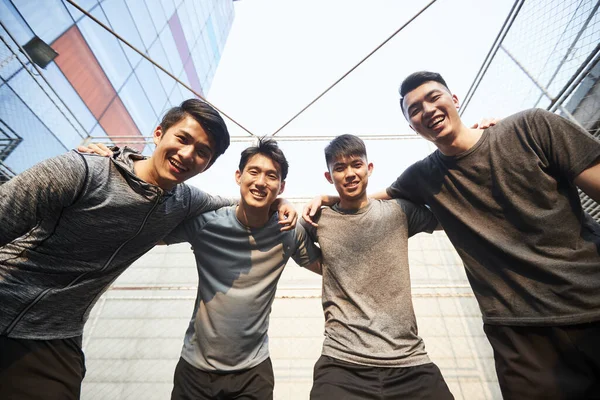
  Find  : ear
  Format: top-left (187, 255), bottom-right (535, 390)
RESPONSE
top-left (235, 170), bottom-right (242, 186)
top-left (452, 94), bottom-right (460, 110)
top-left (278, 180), bottom-right (286, 195)
top-left (367, 162), bottom-right (374, 177)
top-left (153, 126), bottom-right (163, 146)
top-left (324, 171), bottom-right (333, 184)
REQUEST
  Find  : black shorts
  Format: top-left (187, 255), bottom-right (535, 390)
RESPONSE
top-left (0, 335), bottom-right (85, 400)
top-left (171, 357), bottom-right (274, 400)
top-left (484, 321), bottom-right (600, 400)
top-left (310, 355), bottom-right (454, 400)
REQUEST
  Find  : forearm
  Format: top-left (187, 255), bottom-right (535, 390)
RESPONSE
top-left (370, 190), bottom-right (391, 200)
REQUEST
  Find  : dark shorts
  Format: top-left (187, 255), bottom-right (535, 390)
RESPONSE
top-left (484, 321), bottom-right (600, 400)
top-left (171, 357), bottom-right (274, 400)
top-left (0, 335), bottom-right (85, 400)
top-left (310, 355), bottom-right (454, 400)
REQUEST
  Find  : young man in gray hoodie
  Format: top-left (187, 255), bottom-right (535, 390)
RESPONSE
top-left (0, 100), bottom-right (295, 399)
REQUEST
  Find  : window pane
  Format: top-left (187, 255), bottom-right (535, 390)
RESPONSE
top-left (0, 0), bottom-right (35, 46)
top-left (77, 6), bottom-right (132, 91)
top-left (100, 0), bottom-right (144, 66)
top-left (148, 39), bottom-right (176, 95)
top-left (119, 74), bottom-right (158, 136)
top-left (8, 68), bottom-right (85, 149)
top-left (160, 0), bottom-right (175, 19)
top-left (135, 60), bottom-right (169, 116)
top-left (125, 0), bottom-right (157, 50)
top-left (62, 0), bottom-right (99, 22)
top-left (159, 24), bottom-right (183, 76)
top-left (0, 84), bottom-right (68, 173)
top-left (41, 63), bottom-right (97, 133)
top-left (12, 0), bottom-right (73, 44)
top-left (144, 0), bottom-right (167, 34)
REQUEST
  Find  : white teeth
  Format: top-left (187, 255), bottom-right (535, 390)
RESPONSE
top-left (428, 116), bottom-right (444, 128)
top-left (169, 159), bottom-right (188, 171)
top-left (250, 189), bottom-right (266, 198)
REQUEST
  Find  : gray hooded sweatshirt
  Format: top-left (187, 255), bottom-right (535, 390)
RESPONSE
top-left (0, 148), bottom-right (231, 339)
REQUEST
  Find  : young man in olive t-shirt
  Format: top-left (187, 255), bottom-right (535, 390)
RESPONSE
top-left (385, 72), bottom-right (600, 399)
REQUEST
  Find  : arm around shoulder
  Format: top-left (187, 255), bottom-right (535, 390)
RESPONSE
top-left (574, 159), bottom-right (600, 203)
top-left (0, 151), bottom-right (87, 246)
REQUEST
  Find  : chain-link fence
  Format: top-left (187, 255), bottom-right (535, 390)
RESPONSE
top-left (461, 0), bottom-right (600, 220)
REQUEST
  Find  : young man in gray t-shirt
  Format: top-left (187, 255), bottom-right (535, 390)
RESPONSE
top-left (163, 138), bottom-right (321, 400)
top-left (301, 135), bottom-right (453, 399)
top-left (385, 72), bottom-right (600, 399)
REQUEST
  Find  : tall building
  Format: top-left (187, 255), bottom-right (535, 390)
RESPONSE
top-left (0, 0), bottom-right (234, 182)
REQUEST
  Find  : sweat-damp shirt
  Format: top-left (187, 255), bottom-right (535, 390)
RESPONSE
top-left (387, 109), bottom-right (600, 327)
top-left (0, 148), bottom-right (232, 339)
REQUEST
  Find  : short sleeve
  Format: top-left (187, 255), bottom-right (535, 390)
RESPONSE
top-left (396, 199), bottom-right (438, 237)
top-left (187, 185), bottom-right (237, 218)
top-left (386, 163), bottom-right (424, 205)
top-left (291, 224), bottom-right (321, 267)
top-left (526, 109), bottom-right (600, 180)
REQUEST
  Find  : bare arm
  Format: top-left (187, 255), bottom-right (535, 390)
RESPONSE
top-left (370, 190), bottom-right (391, 200)
top-left (271, 197), bottom-right (298, 232)
top-left (574, 159), bottom-right (600, 203)
top-left (301, 195), bottom-right (339, 227)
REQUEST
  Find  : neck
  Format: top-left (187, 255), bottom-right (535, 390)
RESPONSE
top-left (236, 204), bottom-right (271, 228)
top-left (338, 194), bottom-right (369, 211)
top-left (134, 159), bottom-right (173, 191)
top-left (437, 125), bottom-right (484, 156)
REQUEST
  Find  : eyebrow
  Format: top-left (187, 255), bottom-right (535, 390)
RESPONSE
top-left (407, 89), bottom-right (443, 112)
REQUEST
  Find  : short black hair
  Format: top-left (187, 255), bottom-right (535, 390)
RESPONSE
top-left (160, 99), bottom-right (230, 167)
top-left (324, 134), bottom-right (367, 170)
top-left (399, 71), bottom-right (450, 113)
top-left (239, 137), bottom-right (289, 181)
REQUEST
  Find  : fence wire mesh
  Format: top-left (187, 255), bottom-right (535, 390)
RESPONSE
top-left (461, 0), bottom-right (600, 220)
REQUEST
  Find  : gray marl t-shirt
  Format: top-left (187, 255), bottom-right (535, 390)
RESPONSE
top-left (302, 199), bottom-right (438, 367)
top-left (164, 205), bottom-right (321, 371)
top-left (387, 109), bottom-right (600, 326)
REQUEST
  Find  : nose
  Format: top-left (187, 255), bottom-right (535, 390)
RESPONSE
top-left (344, 167), bottom-right (356, 180)
top-left (178, 145), bottom-right (195, 160)
top-left (422, 101), bottom-right (435, 117)
top-left (254, 174), bottom-right (266, 186)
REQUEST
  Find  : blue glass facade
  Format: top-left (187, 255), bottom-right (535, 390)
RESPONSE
top-left (0, 0), bottom-right (234, 178)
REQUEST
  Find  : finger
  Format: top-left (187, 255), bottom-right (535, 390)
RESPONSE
top-left (98, 143), bottom-right (112, 156)
top-left (301, 213), bottom-right (318, 227)
top-left (470, 122), bottom-right (479, 129)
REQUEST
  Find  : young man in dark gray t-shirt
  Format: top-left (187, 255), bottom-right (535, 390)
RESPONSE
top-left (385, 72), bottom-right (600, 399)
top-left (302, 135), bottom-right (453, 400)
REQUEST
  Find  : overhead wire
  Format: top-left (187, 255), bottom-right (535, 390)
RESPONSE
top-left (64, 0), bottom-right (257, 137)
top-left (270, 0), bottom-right (439, 136)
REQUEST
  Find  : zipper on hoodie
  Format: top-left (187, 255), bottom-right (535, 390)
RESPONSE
top-left (3, 193), bottom-right (163, 334)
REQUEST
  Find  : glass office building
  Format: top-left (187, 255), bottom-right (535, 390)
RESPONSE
top-left (0, 0), bottom-right (234, 181)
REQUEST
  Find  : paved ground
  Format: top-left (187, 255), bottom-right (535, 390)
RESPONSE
top-left (82, 226), bottom-right (501, 399)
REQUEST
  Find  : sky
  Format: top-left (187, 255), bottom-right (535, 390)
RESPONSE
top-left (188, 0), bottom-right (516, 198)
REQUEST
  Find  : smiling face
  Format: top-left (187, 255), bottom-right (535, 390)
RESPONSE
top-left (402, 81), bottom-right (462, 147)
top-left (236, 153), bottom-right (285, 212)
top-left (326, 154), bottom-right (373, 209)
top-left (149, 115), bottom-right (215, 190)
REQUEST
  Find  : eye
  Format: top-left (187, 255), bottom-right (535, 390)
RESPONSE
top-left (177, 135), bottom-right (186, 143)
top-left (196, 148), bottom-right (211, 158)
top-left (268, 173), bottom-right (278, 180)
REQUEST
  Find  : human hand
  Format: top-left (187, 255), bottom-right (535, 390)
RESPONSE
top-left (471, 117), bottom-right (501, 129)
top-left (77, 143), bottom-right (113, 157)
